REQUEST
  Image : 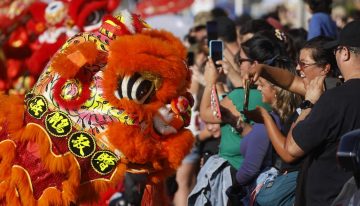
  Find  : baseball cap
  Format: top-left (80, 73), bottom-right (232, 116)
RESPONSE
top-left (193, 11), bottom-right (213, 29)
top-left (324, 20), bottom-right (360, 49)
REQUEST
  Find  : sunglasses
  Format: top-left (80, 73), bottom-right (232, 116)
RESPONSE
top-left (297, 60), bottom-right (318, 70)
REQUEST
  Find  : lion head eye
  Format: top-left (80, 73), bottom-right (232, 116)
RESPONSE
top-left (114, 73), bottom-right (155, 104)
top-left (83, 10), bottom-right (105, 32)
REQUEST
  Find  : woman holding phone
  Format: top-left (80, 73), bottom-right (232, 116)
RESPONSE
top-left (188, 31), bottom-right (300, 205)
top-left (232, 32), bottom-right (301, 205)
top-left (242, 36), bottom-right (340, 206)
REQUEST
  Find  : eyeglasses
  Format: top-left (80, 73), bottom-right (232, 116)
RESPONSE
top-left (236, 58), bottom-right (254, 65)
top-left (297, 60), bottom-right (318, 70)
top-left (333, 46), bottom-right (344, 55)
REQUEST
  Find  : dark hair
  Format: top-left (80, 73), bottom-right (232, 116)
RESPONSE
top-left (241, 31), bottom-right (291, 68)
top-left (348, 47), bottom-right (360, 55)
top-left (234, 14), bottom-right (252, 28)
top-left (242, 36), bottom-right (281, 64)
top-left (303, 36), bottom-right (339, 77)
top-left (287, 28), bottom-right (308, 62)
top-left (211, 7), bottom-right (228, 18)
top-left (241, 34), bottom-right (301, 123)
top-left (239, 19), bottom-right (274, 36)
top-left (254, 30), bottom-right (299, 67)
top-left (215, 16), bottom-right (237, 43)
top-left (304, 0), bottom-right (333, 14)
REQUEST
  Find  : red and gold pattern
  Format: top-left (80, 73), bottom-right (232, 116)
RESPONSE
top-left (0, 12), bottom-right (194, 206)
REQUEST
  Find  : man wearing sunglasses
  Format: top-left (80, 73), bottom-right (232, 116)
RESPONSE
top-left (245, 21), bottom-right (360, 206)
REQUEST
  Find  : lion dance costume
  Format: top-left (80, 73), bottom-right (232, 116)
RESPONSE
top-left (0, 0), bottom-right (120, 95)
top-left (0, 10), bottom-right (194, 206)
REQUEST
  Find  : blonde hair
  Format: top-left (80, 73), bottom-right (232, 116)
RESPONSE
top-left (272, 85), bottom-right (302, 124)
top-left (271, 54), bottom-right (302, 124)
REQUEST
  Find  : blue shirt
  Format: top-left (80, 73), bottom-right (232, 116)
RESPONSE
top-left (307, 12), bottom-right (337, 40)
top-left (236, 112), bottom-right (281, 186)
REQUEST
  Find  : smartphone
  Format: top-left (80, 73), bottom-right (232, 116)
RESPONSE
top-left (243, 80), bottom-right (250, 111)
top-left (187, 51), bottom-right (195, 67)
top-left (206, 21), bottom-right (218, 45)
top-left (209, 40), bottom-right (223, 68)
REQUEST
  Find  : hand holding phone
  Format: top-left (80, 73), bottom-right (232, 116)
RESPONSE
top-left (209, 40), bottom-right (223, 68)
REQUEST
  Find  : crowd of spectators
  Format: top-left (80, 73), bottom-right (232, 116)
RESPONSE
top-left (171, 1), bottom-right (360, 206)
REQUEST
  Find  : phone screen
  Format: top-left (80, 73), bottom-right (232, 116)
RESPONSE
top-left (206, 21), bottom-right (218, 45)
top-left (209, 40), bottom-right (223, 68)
top-left (187, 51), bottom-right (195, 66)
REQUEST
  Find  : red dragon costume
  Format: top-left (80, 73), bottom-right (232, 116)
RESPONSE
top-left (0, 10), bottom-right (194, 206)
top-left (0, 0), bottom-right (120, 95)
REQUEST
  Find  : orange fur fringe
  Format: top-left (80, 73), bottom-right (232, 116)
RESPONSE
top-left (107, 121), bottom-right (194, 184)
top-left (0, 93), bottom-right (25, 134)
top-left (103, 30), bottom-right (194, 185)
top-left (103, 30), bottom-right (191, 118)
top-left (0, 94), bottom-right (126, 205)
top-left (51, 41), bottom-right (99, 79)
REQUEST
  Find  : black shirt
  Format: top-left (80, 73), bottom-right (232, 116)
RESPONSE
top-left (292, 79), bottom-right (360, 205)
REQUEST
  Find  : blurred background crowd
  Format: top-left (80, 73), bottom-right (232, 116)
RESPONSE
top-left (2, 0), bottom-right (360, 95)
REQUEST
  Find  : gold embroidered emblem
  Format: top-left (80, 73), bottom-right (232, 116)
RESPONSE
top-left (91, 150), bottom-right (118, 175)
top-left (27, 95), bottom-right (48, 119)
top-left (45, 111), bottom-right (72, 137)
top-left (68, 132), bottom-right (96, 158)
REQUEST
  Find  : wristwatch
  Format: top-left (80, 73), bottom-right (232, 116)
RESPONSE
top-left (299, 100), bottom-right (314, 110)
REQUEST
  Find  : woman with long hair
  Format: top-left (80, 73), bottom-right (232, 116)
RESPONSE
top-left (189, 30), bottom-right (300, 205)
top-left (232, 33), bottom-right (301, 205)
